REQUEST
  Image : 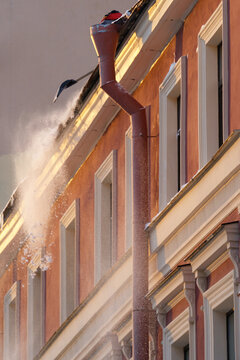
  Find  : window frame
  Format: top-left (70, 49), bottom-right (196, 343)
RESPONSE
top-left (203, 271), bottom-right (236, 360)
top-left (60, 199), bottom-right (80, 323)
top-left (4, 281), bottom-right (21, 360)
top-left (164, 308), bottom-right (189, 360)
top-left (27, 250), bottom-right (45, 359)
top-left (198, 2), bottom-right (229, 167)
top-left (94, 150), bottom-right (117, 283)
top-left (159, 56), bottom-right (187, 210)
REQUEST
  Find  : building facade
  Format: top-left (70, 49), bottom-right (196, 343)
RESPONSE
top-left (0, 0), bottom-right (240, 359)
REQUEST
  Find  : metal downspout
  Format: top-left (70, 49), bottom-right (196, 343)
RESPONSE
top-left (90, 23), bottom-right (149, 360)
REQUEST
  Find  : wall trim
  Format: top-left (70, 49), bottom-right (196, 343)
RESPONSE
top-left (4, 281), bottom-right (21, 360)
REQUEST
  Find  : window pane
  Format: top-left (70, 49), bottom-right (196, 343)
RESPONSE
top-left (226, 310), bottom-right (235, 360)
top-left (66, 219), bottom-right (76, 318)
top-left (177, 95), bottom-right (181, 192)
top-left (184, 344), bottom-right (189, 360)
top-left (218, 42), bottom-right (223, 147)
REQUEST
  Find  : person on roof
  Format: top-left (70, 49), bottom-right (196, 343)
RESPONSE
top-left (100, 10), bottom-right (122, 25)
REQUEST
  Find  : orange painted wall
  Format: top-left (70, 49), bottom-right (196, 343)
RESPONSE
top-left (133, 0), bottom-right (224, 218)
top-left (1, 0), bottom-right (240, 354)
top-left (42, 108), bottom-right (131, 341)
top-left (166, 297), bottom-right (189, 326)
top-left (208, 258), bottom-right (234, 288)
top-left (229, 0), bottom-right (240, 131)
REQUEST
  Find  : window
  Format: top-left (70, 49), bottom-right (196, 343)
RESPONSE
top-left (125, 127), bottom-right (132, 250)
top-left (218, 42), bottom-right (223, 147)
top-left (177, 95), bottom-right (181, 192)
top-left (184, 344), bottom-right (189, 360)
top-left (164, 308), bottom-right (190, 360)
top-left (28, 251), bottom-right (45, 359)
top-left (198, 3), bottom-right (228, 167)
top-left (204, 271), bottom-right (237, 360)
top-left (159, 56), bottom-right (187, 210)
top-left (4, 281), bottom-right (20, 360)
top-left (192, 223), bottom-right (240, 360)
top-left (60, 199), bottom-right (80, 323)
top-left (94, 150), bottom-right (117, 283)
top-left (226, 310), bottom-right (235, 360)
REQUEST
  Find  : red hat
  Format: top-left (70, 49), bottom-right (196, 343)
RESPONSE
top-left (101, 10), bottom-right (122, 23)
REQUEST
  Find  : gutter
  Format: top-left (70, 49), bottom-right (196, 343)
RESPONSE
top-left (90, 23), bottom-right (149, 359)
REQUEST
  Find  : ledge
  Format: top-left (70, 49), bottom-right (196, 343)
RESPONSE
top-left (37, 249), bottom-right (132, 360)
top-left (147, 131), bottom-right (240, 280)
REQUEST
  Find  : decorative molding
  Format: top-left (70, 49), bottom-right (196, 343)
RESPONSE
top-left (227, 231), bottom-right (240, 282)
top-left (159, 58), bottom-right (181, 94)
top-left (106, 332), bottom-right (122, 360)
top-left (28, 248), bottom-right (42, 273)
top-left (182, 266), bottom-right (195, 323)
top-left (165, 307), bottom-right (189, 341)
top-left (4, 281), bottom-right (18, 305)
top-left (95, 151), bottom-right (115, 182)
top-left (149, 270), bottom-right (183, 311)
top-left (181, 266), bottom-right (196, 360)
top-left (228, 245), bottom-right (239, 279)
top-left (205, 271), bottom-right (233, 308)
top-left (191, 223), bottom-right (240, 359)
top-left (191, 223), bottom-right (239, 275)
top-left (121, 338), bottom-right (132, 360)
top-left (198, 2), bottom-right (223, 43)
top-left (196, 270), bottom-right (207, 294)
top-left (156, 305), bottom-right (166, 330)
top-left (60, 200), bottom-right (76, 228)
top-left (151, 266), bottom-right (195, 360)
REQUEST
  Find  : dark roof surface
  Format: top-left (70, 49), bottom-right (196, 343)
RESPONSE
top-left (56, 0), bottom-right (153, 139)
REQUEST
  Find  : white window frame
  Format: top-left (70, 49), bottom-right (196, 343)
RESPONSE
top-left (192, 223), bottom-right (240, 359)
top-left (159, 56), bottom-right (187, 210)
top-left (4, 281), bottom-right (20, 360)
top-left (198, 2), bottom-right (228, 167)
top-left (60, 199), bottom-right (79, 323)
top-left (125, 127), bottom-right (132, 251)
top-left (203, 271), bottom-right (237, 360)
top-left (151, 266), bottom-right (196, 360)
top-left (27, 250), bottom-right (45, 360)
top-left (163, 308), bottom-right (189, 360)
top-left (94, 150), bottom-right (117, 283)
